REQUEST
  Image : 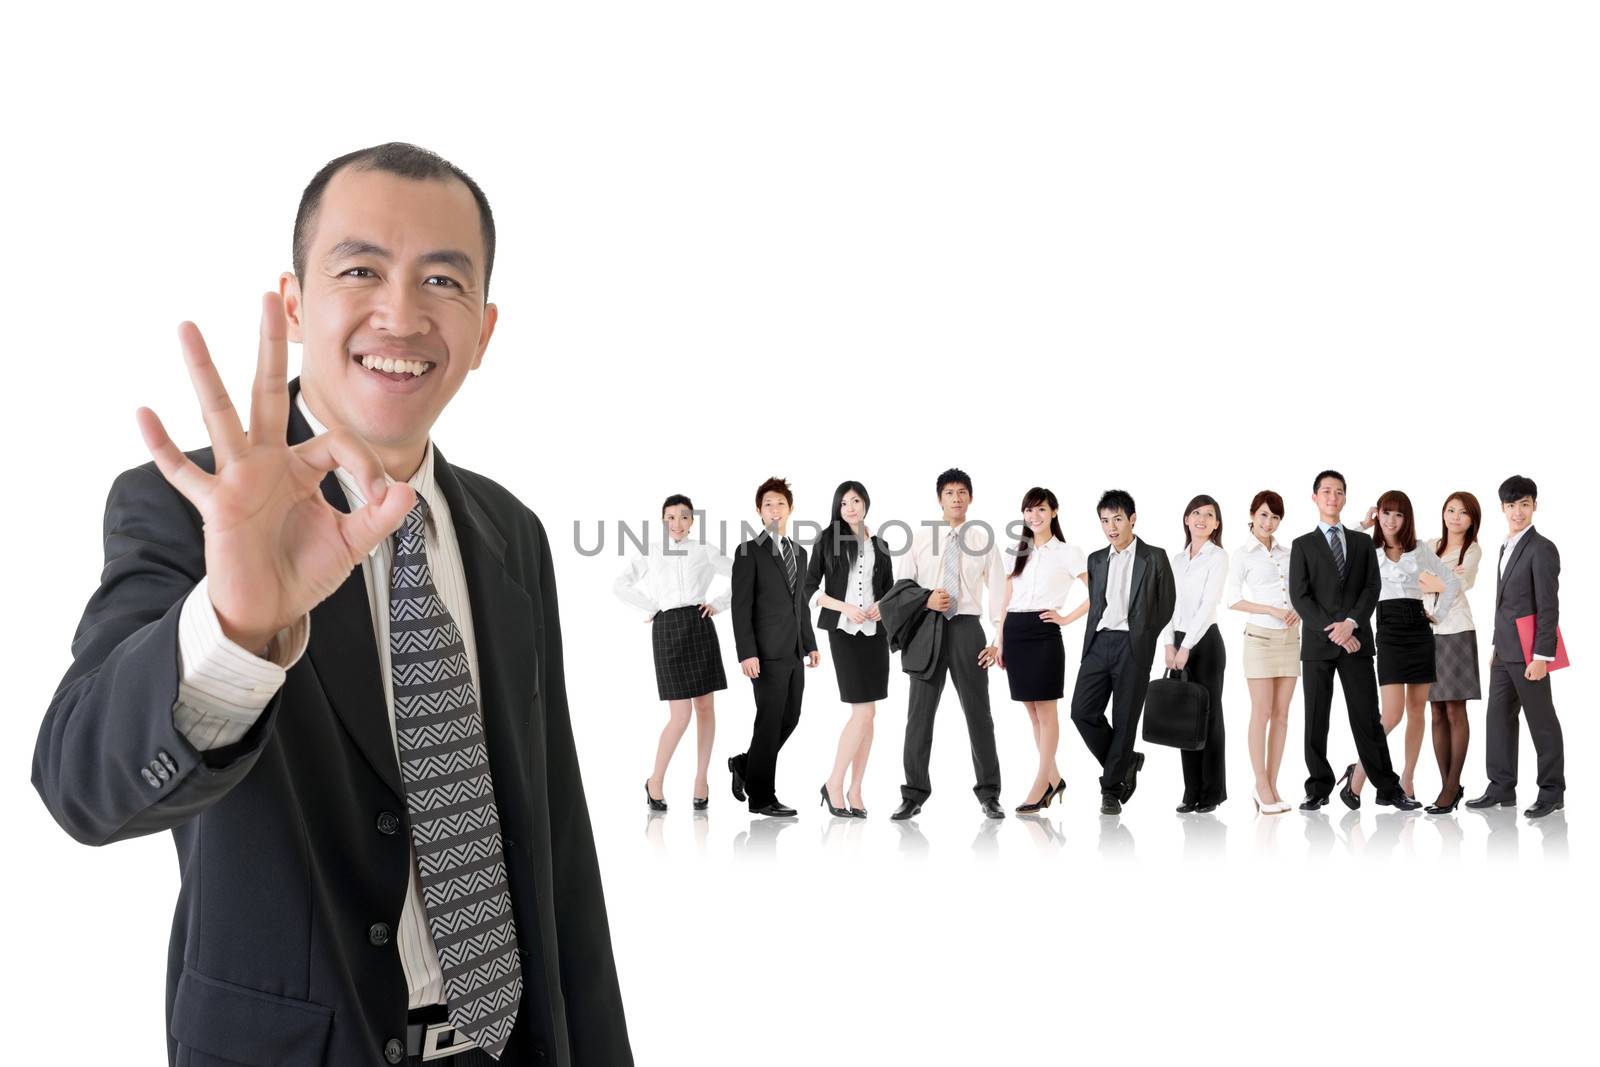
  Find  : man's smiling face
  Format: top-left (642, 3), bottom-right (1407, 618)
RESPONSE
top-left (281, 166), bottom-right (497, 474)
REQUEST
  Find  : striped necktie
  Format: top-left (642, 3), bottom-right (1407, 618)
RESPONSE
top-left (1326, 525), bottom-right (1347, 580)
top-left (779, 535), bottom-right (797, 590)
top-left (390, 495), bottom-right (522, 1059)
top-left (941, 528), bottom-right (960, 619)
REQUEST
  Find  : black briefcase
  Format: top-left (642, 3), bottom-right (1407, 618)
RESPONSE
top-left (1141, 668), bottom-right (1210, 750)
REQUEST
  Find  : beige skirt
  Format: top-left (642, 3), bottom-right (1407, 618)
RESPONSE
top-left (1242, 621), bottom-right (1301, 678)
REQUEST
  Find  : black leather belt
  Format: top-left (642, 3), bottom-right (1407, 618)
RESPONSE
top-left (405, 1006), bottom-right (478, 1061)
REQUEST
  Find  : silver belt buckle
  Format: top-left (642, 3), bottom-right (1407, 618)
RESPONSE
top-left (421, 1021), bottom-right (475, 1061)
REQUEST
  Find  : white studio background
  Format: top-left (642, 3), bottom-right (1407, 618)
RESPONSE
top-left (4, 2), bottom-right (1595, 1063)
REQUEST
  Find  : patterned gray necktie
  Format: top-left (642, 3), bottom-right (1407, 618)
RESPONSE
top-left (391, 494), bottom-right (521, 1059)
top-left (940, 529), bottom-right (960, 619)
top-left (779, 535), bottom-right (797, 590)
top-left (1326, 526), bottom-right (1347, 580)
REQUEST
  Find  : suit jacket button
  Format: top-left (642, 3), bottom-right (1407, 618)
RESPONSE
top-left (368, 922), bottom-right (391, 947)
top-left (150, 759), bottom-right (170, 782)
top-left (376, 811), bottom-right (401, 835)
top-left (383, 1038), bottom-right (405, 1063)
top-left (157, 750), bottom-right (178, 774)
top-left (141, 768), bottom-right (161, 787)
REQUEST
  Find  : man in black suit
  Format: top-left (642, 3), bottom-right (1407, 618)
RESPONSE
top-left (1069, 490), bottom-right (1175, 815)
top-left (31, 144), bottom-right (630, 1066)
top-left (729, 476), bottom-right (820, 817)
top-left (1289, 469), bottom-right (1420, 812)
top-left (1467, 474), bottom-right (1565, 818)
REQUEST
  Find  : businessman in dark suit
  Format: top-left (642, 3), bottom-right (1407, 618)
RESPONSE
top-left (729, 476), bottom-right (820, 817)
top-left (1467, 474), bottom-right (1565, 818)
top-left (1069, 490), bottom-right (1176, 815)
top-left (31, 144), bottom-right (630, 1066)
top-left (1289, 469), bottom-right (1420, 812)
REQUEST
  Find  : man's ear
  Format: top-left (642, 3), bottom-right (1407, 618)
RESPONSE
top-left (280, 273), bottom-right (304, 342)
top-left (471, 303), bottom-right (499, 370)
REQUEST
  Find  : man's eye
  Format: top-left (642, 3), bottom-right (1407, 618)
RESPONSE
top-left (341, 267), bottom-right (376, 278)
top-left (425, 276), bottom-right (460, 288)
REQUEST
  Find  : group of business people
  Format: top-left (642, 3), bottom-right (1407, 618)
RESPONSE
top-left (615, 468), bottom-right (1566, 823)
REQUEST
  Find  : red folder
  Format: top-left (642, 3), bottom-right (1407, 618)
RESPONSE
top-left (1516, 615), bottom-right (1569, 671)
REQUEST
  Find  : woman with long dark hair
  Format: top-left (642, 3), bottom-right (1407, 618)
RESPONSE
top-left (805, 481), bottom-right (893, 817)
top-left (1345, 490), bottom-right (1460, 804)
top-left (614, 494), bottom-right (732, 811)
top-left (994, 487), bottom-right (1089, 812)
top-left (1161, 495), bottom-right (1231, 812)
top-left (1424, 491), bottom-right (1483, 813)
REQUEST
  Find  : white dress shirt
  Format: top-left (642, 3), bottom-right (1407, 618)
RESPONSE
top-left (1428, 540), bottom-right (1479, 636)
top-left (821, 536), bottom-right (880, 637)
top-left (172, 393), bottom-right (472, 1015)
top-left (1160, 540), bottom-right (1229, 650)
top-left (894, 520), bottom-right (1008, 632)
top-left (613, 532), bottom-right (733, 616)
top-left (1003, 536), bottom-right (1088, 614)
top-left (1226, 534), bottom-right (1293, 629)
top-left (1375, 543), bottom-right (1460, 622)
top-left (1096, 537), bottom-right (1141, 632)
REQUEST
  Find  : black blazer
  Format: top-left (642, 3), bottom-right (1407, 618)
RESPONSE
top-left (1288, 524), bottom-right (1380, 661)
top-left (31, 379), bottom-right (631, 1067)
top-left (803, 529), bottom-right (894, 632)
top-left (1492, 526), bottom-right (1560, 664)
top-left (1081, 537), bottom-right (1175, 667)
top-left (731, 530), bottom-right (818, 662)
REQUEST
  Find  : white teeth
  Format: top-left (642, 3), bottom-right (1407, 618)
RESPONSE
top-left (359, 355), bottom-right (433, 377)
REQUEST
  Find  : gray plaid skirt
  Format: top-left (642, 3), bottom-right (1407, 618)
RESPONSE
top-left (1428, 630), bottom-right (1481, 702)
top-left (651, 605), bottom-right (727, 700)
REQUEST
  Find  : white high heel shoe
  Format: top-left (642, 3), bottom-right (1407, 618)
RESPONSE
top-left (1254, 788), bottom-right (1289, 814)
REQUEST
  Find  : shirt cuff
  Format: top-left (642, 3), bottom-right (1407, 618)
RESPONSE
top-left (1534, 653), bottom-right (1556, 663)
top-left (172, 577), bottom-right (309, 750)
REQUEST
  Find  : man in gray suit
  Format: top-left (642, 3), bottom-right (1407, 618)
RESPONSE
top-left (1468, 474), bottom-right (1565, 818)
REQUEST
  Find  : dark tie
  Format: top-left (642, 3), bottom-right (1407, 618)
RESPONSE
top-left (779, 536), bottom-right (797, 590)
top-left (1327, 526), bottom-right (1347, 580)
top-left (391, 495), bottom-right (521, 1059)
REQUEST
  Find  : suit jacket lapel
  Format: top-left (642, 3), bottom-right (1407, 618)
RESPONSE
top-left (1497, 527), bottom-right (1535, 606)
top-left (1129, 540), bottom-right (1149, 613)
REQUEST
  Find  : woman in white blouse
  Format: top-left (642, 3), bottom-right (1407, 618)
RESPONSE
top-left (614, 495), bottom-right (733, 812)
top-left (994, 487), bottom-right (1089, 813)
top-left (1160, 495), bottom-right (1231, 813)
top-left (1423, 491), bottom-right (1483, 813)
top-left (1225, 491), bottom-right (1300, 814)
top-left (1345, 490), bottom-right (1460, 804)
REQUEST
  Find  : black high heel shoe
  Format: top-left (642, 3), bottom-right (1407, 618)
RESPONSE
top-left (692, 795), bottom-right (709, 811)
top-left (820, 784), bottom-right (852, 817)
top-left (1015, 782), bottom-right (1052, 814)
top-left (1425, 784), bottom-right (1464, 815)
top-left (1337, 763), bottom-right (1360, 810)
top-left (644, 780), bottom-right (667, 812)
top-left (1050, 779), bottom-right (1066, 804)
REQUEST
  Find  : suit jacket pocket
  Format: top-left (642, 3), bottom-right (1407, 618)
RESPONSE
top-left (171, 967), bottom-right (332, 1066)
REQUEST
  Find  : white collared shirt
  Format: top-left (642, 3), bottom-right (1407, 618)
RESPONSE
top-left (1004, 535), bottom-right (1088, 614)
top-left (894, 520), bottom-right (1008, 631)
top-left (1375, 542), bottom-right (1460, 621)
top-left (1500, 525), bottom-right (1533, 579)
top-left (1097, 537), bottom-right (1141, 632)
top-left (613, 531), bottom-right (733, 616)
top-left (1226, 534), bottom-right (1293, 629)
top-left (829, 536), bottom-right (879, 637)
top-left (1161, 540), bottom-right (1229, 650)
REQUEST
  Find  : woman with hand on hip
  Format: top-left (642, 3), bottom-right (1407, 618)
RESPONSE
top-left (805, 481), bottom-right (894, 818)
top-left (1226, 490), bottom-right (1300, 814)
top-left (995, 487), bottom-right (1089, 813)
top-left (1423, 491), bottom-right (1483, 814)
top-left (1345, 490), bottom-right (1461, 804)
top-left (1160, 495), bottom-right (1231, 813)
top-left (614, 494), bottom-right (732, 811)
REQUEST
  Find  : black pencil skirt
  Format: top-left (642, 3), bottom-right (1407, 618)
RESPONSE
top-left (828, 627), bottom-right (889, 703)
top-left (1376, 598), bottom-right (1436, 686)
top-left (1003, 610), bottom-right (1066, 701)
top-left (651, 605), bottom-right (727, 700)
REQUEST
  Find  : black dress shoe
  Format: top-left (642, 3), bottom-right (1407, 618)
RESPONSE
top-left (980, 797), bottom-right (1006, 820)
top-left (644, 780), bottom-right (667, 812)
top-left (820, 784), bottom-right (852, 817)
top-left (728, 756), bottom-right (746, 802)
top-left (1524, 799), bottom-right (1564, 819)
top-left (1100, 794), bottom-right (1122, 815)
top-left (1376, 791), bottom-right (1422, 811)
top-left (1175, 801), bottom-right (1197, 814)
top-left (890, 798), bottom-right (922, 821)
top-left (1298, 794), bottom-right (1330, 812)
top-left (1122, 752), bottom-right (1146, 801)
top-left (693, 795), bottom-right (709, 811)
top-left (1336, 763), bottom-right (1360, 810)
top-left (753, 800), bottom-right (797, 817)
top-left (1194, 802), bottom-right (1218, 814)
top-left (1465, 792), bottom-right (1514, 809)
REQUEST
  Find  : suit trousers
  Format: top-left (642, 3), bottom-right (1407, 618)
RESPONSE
top-left (1302, 652), bottom-right (1401, 800)
top-left (1484, 657), bottom-right (1565, 803)
top-left (739, 658), bottom-right (805, 809)
top-left (1070, 629), bottom-right (1150, 798)
top-left (901, 616), bottom-right (1001, 804)
top-left (1175, 627), bottom-right (1227, 806)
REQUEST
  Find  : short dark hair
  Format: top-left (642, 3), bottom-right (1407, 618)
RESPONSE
top-left (936, 468), bottom-right (973, 498)
top-left (662, 494), bottom-right (694, 515)
top-left (1498, 474), bottom-right (1538, 504)
top-left (754, 476), bottom-right (793, 511)
top-left (1249, 490), bottom-right (1285, 520)
top-left (1312, 469), bottom-right (1346, 494)
top-left (1097, 489), bottom-right (1136, 518)
top-left (292, 142), bottom-right (497, 298)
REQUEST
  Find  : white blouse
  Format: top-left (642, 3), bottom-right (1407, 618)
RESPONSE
top-left (1160, 540), bottom-right (1230, 651)
top-left (1426, 540), bottom-right (1479, 636)
top-left (1375, 543), bottom-right (1459, 621)
top-left (613, 533), bottom-right (733, 616)
top-left (1226, 535), bottom-right (1294, 630)
top-left (1003, 536), bottom-right (1088, 614)
top-left (827, 538), bottom-right (880, 637)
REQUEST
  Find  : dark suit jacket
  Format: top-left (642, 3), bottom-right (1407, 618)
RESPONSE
top-left (1492, 526), bottom-right (1560, 664)
top-left (803, 529), bottom-right (894, 632)
top-left (878, 577), bottom-right (945, 681)
top-left (1288, 524), bottom-right (1380, 661)
top-left (31, 379), bottom-right (631, 1067)
top-left (730, 530), bottom-right (818, 663)
top-left (1081, 537), bottom-right (1175, 667)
